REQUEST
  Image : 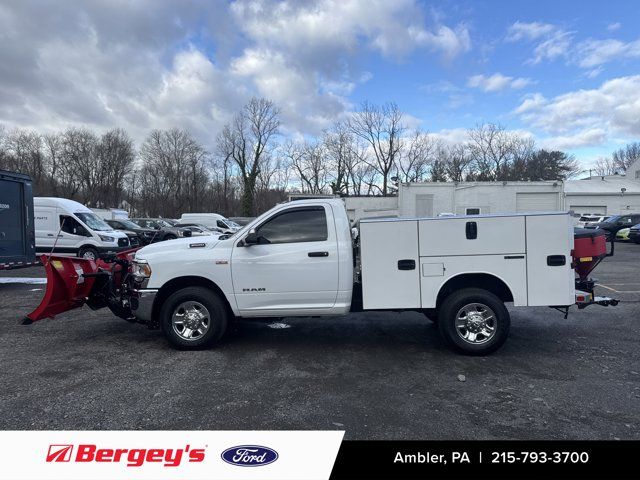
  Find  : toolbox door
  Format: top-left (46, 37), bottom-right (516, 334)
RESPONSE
top-left (360, 220), bottom-right (421, 309)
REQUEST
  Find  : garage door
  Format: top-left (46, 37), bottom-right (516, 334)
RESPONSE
top-left (570, 205), bottom-right (606, 215)
top-left (516, 193), bottom-right (559, 212)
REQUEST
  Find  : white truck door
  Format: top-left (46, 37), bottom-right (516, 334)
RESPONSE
top-left (231, 205), bottom-right (339, 314)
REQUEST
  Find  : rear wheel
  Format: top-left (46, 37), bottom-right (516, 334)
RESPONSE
top-left (438, 288), bottom-right (510, 355)
top-left (78, 246), bottom-right (98, 261)
top-left (160, 287), bottom-right (228, 349)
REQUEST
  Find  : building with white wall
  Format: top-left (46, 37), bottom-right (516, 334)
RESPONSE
top-left (398, 181), bottom-right (563, 217)
top-left (289, 159), bottom-right (640, 221)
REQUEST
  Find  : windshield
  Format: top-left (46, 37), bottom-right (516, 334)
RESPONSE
top-left (75, 212), bottom-right (112, 231)
top-left (156, 219), bottom-right (173, 228)
top-left (603, 216), bottom-right (619, 223)
top-left (227, 220), bottom-right (241, 229)
top-left (119, 219), bottom-right (143, 229)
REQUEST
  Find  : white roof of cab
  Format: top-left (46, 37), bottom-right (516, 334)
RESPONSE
top-left (34, 197), bottom-right (92, 213)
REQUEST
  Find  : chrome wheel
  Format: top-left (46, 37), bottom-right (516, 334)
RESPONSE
top-left (171, 301), bottom-right (211, 341)
top-left (455, 303), bottom-right (496, 345)
top-left (81, 250), bottom-right (97, 260)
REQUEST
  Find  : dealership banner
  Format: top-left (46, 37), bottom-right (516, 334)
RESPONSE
top-left (1, 432), bottom-right (637, 479)
top-left (0, 431), bottom-right (343, 480)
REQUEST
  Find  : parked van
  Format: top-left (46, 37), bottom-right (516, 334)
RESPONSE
top-left (34, 197), bottom-right (130, 260)
top-left (178, 213), bottom-right (241, 233)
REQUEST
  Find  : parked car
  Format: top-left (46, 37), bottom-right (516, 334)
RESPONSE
top-left (129, 218), bottom-right (191, 240)
top-left (34, 197), bottom-right (130, 260)
top-left (584, 214), bottom-right (640, 240)
top-left (616, 228), bottom-right (630, 241)
top-left (576, 215), bottom-right (610, 227)
top-left (174, 223), bottom-right (224, 237)
top-left (178, 213), bottom-right (241, 233)
top-left (105, 219), bottom-right (159, 245)
top-left (629, 223), bottom-right (640, 244)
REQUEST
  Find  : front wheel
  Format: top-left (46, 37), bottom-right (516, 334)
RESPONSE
top-left (78, 246), bottom-right (98, 261)
top-left (160, 287), bottom-right (228, 349)
top-left (438, 288), bottom-right (510, 355)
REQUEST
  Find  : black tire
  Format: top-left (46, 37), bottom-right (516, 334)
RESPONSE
top-left (78, 246), bottom-right (99, 261)
top-left (163, 234), bottom-right (177, 241)
top-left (438, 288), bottom-right (510, 355)
top-left (160, 286), bottom-right (228, 350)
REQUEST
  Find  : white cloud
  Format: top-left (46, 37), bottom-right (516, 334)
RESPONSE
top-left (0, 0), bottom-right (474, 143)
top-left (514, 75), bottom-right (640, 148)
top-left (506, 21), bottom-right (573, 64)
top-left (467, 73), bottom-right (531, 92)
top-left (607, 22), bottom-right (621, 32)
top-left (576, 38), bottom-right (640, 68)
top-left (506, 21), bottom-right (556, 41)
top-left (540, 129), bottom-right (608, 150)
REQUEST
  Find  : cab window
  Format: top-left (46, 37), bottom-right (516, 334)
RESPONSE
top-left (60, 215), bottom-right (86, 236)
top-left (256, 207), bottom-right (328, 244)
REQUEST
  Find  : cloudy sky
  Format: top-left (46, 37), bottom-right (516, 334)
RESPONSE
top-left (1, 0), bottom-right (639, 167)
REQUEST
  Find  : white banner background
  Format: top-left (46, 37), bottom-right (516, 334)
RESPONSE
top-left (0, 430), bottom-right (344, 480)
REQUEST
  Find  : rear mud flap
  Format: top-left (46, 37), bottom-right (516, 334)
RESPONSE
top-left (24, 255), bottom-right (101, 323)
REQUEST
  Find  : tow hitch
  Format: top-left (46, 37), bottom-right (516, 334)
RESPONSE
top-left (23, 250), bottom-right (139, 324)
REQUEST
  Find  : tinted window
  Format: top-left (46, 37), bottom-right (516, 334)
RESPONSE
top-left (257, 208), bottom-right (328, 244)
top-left (60, 215), bottom-right (85, 235)
top-left (217, 220), bottom-right (227, 228)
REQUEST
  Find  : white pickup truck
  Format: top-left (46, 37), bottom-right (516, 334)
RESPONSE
top-left (117, 198), bottom-right (580, 355)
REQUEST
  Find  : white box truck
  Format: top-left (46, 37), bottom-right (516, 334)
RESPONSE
top-left (26, 199), bottom-right (616, 355)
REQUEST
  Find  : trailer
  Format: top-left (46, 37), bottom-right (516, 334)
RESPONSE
top-left (0, 170), bottom-right (37, 270)
top-left (24, 199), bottom-right (618, 355)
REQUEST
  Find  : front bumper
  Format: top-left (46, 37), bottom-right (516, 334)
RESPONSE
top-left (130, 288), bottom-right (158, 322)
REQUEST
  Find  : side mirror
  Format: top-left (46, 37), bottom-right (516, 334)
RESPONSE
top-left (183, 229), bottom-right (192, 237)
top-left (244, 231), bottom-right (259, 245)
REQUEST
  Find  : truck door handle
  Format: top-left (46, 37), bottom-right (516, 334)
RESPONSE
top-left (547, 255), bottom-right (566, 266)
top-left (397, 259), bottom-right (416, 270)
top-left (308, 251), bottom-right (329, 257)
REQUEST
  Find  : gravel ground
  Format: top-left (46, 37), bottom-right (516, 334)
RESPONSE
top-left (1, 243), bottom-right (639, 439)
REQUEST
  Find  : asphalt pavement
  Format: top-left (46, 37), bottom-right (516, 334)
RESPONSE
top-left (1, 243), bottom-right (638, 439)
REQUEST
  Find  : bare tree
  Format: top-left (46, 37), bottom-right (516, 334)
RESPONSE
top-left (467, 123), bottom-right (534, 180)
top-left (593, 156), bottom-right (618, 176)
top-left (398, 130), bottom-right (437, 182)
top-left (137, 128), bottom-right (208, 216)
top-left (347, 101), bottom-right (404, 195)
top-left (441, 143), bottom-right (473, 182)
top-left (323, 122), bottom-right (357, 194)
top-left (95, 128), bottom-right (135, 207)
top-left (285, 140), bottom-right (329, 194)
top-left (612, 142), bottom-right (640, 172)
top-left (217, 97), bottom-right (280, 215)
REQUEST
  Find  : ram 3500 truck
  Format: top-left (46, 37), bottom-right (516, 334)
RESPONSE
top-left (27, 198), bottom-right (614, 355)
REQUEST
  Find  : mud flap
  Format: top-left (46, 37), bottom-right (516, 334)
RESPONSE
top-left (24, 255), bottom-right (101, 323)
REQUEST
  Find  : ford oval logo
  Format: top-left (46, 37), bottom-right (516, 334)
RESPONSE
top-left (221, 445), bottom-right (278, 467)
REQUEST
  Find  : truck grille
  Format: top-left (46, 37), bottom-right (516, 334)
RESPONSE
top-left (118, 237), bottom-right (129, 247)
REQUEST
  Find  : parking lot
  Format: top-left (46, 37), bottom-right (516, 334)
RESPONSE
top-left (1, 243), bottom-right (639, 440)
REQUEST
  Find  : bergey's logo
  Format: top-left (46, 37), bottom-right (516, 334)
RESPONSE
top-left (221, 445), bottom-right (278, 467)
top-left (45, 444), bottom-right (205, 467)
top-left (47, 445), bottom-right (73, 462)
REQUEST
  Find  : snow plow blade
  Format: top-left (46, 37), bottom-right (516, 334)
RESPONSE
top-left (24, 251), bottom-right (138, 323)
